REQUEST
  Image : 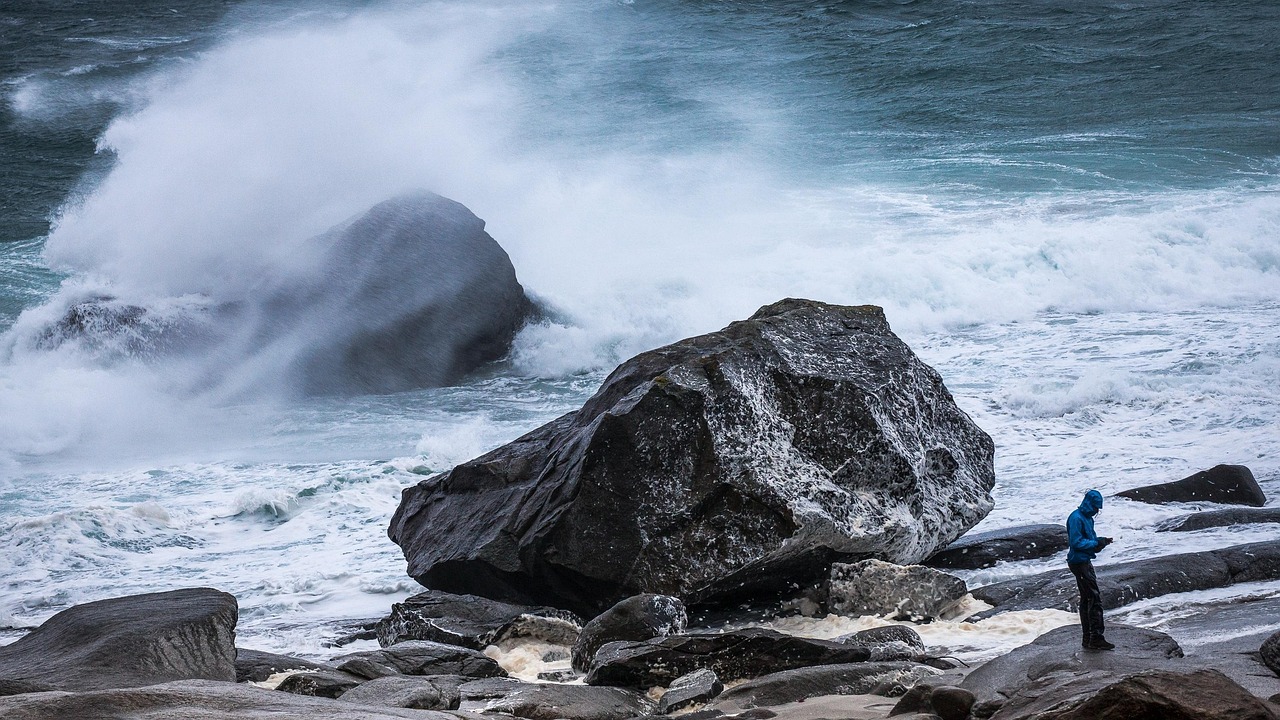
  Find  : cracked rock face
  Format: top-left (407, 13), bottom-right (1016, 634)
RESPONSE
top-left (389, 299), bottom-right (995, 615)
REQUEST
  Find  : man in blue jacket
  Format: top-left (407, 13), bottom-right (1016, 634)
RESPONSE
top-left (1068, 489), bottom-right (1114, 650)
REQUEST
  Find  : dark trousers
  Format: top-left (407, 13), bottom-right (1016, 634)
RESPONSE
top-left (1069, 561), bottom-right (1105, 643)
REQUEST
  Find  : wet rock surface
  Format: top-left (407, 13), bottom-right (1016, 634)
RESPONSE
top-left (337, 675), bottom-right (463, 710)
top-left (376, 590), bottom-right (581, 650)
top-left (585, 627), bottom-right (914, 687)
top-left (572, 594), bottom-right (687, 672)
top-left (970, 539), bottom-right (1280, 614)
top-left (839, 626), bottom-right (926, 652)
top-left (459, 678), bottom-right (653, 720)
top-left (988, 668), bottom-right (1276, 720)
top-left (713, 662), bottom-right (938, 709)
top-left (333, 641), bottom-right (506, 679)
top-left (1156, 507), bottom-right (1280, 532)
top-left (274, 670), bottom-right (364, 698)
top-left (659, 668), bottom-right (724, 713)
top-left (0, 588), bottom-right (237, 692)
top-left (390, 300), bottom-right (995, 615)
top-left (924, 524), bottom-right (1068, 570)
top-left (1116, 463), bottom-right (1264, 507)
top-left (828, 560), bottom-right (967, 621)
top-left (1262, 630), bottom-right (1280, 677)
top-left (235, 649), bottom-right (327, 683)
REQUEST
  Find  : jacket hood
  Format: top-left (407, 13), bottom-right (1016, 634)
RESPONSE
top-left (1079, 489), bottom-right (1104, 516)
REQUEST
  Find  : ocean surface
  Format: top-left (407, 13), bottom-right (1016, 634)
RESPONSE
top-left (2, 0), bottom-right (1279, 660)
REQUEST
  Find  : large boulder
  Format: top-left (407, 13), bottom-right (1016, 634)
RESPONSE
top-left (584, 627), bottom-right (915, 687)
top-left (924, 524), bottom-right (1068, 570)
top-left (572, 594), bottom-right (687, 672)
top-left (0, 588), bottom-right (237, 692)
top-left (827, 560), bottom-right (967, 621)
top-left (390, 300), bottom-right (995, 615)
top-left (1155, 507), bottom-right (1280, 532)
top-left (375, 590), bottom-right (580, 649)
top-left (970, 539), bottom-right (1280, 615)
top-left (1117, 464), bottom-right (1264, 507)
top-left (988, 668), bottom-right (1276, 720)
top-left (23, 192), bottom-right (535, 396)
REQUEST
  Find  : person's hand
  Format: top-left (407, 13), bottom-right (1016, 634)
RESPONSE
top-left (1098, 536), bottom-right (1114, 548)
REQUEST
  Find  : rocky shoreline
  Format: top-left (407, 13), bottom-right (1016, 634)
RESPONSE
top-left (2, 300), bottom-right (1278, 719)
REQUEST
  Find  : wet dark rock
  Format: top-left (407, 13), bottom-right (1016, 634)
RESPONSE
top-left (337, 675), bottom-right (462, 710)
top-left (376, 590), bottom-right (581, 650)
top-left (0, 678), bottom-right (54, 697)
top-left (389, 300), bottom-right (996, 616)
top-left (714, 663), bottom-right (936, 709)
top-left (961, 625), bottom-right (1183, 716)
top-left (988, 668), bottom-right (1276, 720)
top-left (536, 669), bottom-right (578, 682)
top-left (585, 627), bottom-right (913, 687)
top-left (970, 539), bottom-right (1280, 615)
top-left (333, 640), bottom-right (505, 679)
top-left (659, 669), bottom-right (724, 713)
top-left (1117, 464), bottom-right (1264, 507)
top-left (926, 686), bottom-right (975, 720)
top-left (235, 649), bottom-right (327, 683)
top-left (540, 649), bottom-right (570, 663)
top-left (1156, 507), bottom-right (1280, 532)
top-left (1262, 631), bottom-right (1280, 677)
top-left (460, 679), bottom-right (653, 720)
top-left (0, 588), bottom-right (237, 692)
top-left (572, 594), bottom-right (687, 672)
top-left (275, 670), bottom-right (364, 699)
top-left (0, 679), bottom-right (465, 720)
top-left (889, 684), bottom-right (933, 716)
top-left (326, 619), bottom-right (380, 648)
top-left (828, 560), bottom-right (967, 621)
top-left (924, 524), bottom-right (1068, 570)
top-left (840, 626), bottom-right (926, 652)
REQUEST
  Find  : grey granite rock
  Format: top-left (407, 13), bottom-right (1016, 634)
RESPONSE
top-left (376, 590), bottom-right (580, 649)
top-left (828, 560), bottom-right (967, 621)
top-left (389, 299), bottom-right (995, 615)
top-left (0, 588), bottom-right (237, 692)
top-left (659, 669), bottom-right (724, 713)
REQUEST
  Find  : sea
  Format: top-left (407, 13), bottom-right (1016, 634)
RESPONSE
top-left (1, 0), bottom-right (1278, 663)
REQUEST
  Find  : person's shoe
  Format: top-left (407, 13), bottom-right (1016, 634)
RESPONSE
top-left (1086, 637), bottom-right (1116, 650)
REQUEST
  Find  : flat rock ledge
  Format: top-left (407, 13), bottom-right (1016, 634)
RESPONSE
top-left (390, 299), bottom-right (996, 616)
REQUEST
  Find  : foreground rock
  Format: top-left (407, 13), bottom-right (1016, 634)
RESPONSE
top-left (970, 539), bottom-right (1280, 615)
top-left (924, 524), bottom-right (1068, 570)
top-left (585, 627), bottom-right (914, 686)
top-left (1117, 464), bottom-right (1264, 506)
top-left (0, 588), bottom-right (237, 692)
top-left (0, 679), bottom-right (466, 720)
top-left (338, 676), bottom-right (462, 710)
top-left (572, 594), bottom-right (687, 671)
top-left (235, 649), bottom-right (327, 683)
top-left (1262, 631), bottom-right (1280, 678)
top-left (457, 677), bottom-right (653, 720)
top-left (391, 299), bottom-right (996, 615)
top-left (828, 560), bottom-right (967, 621)
top-left (989, 668), bottom-right (1275, 720)
top-left (1156, 507), bottom-right (1280, 532)
top-left (376, 590), bottom-right (580, 649)
top-left (275, 670), bottom-right (364, 699)
top-left (713, 663), bottom-right (938, 709)
top-left (333, 641), bottom-right (505, 679)
top-left (659, 668), bottom-right (724, 713)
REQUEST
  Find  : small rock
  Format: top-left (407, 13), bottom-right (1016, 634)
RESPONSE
top-left (889, 684), bottom-right (932, 716)
top-left (839, 626), bottom-right (926, 652)
top-left (927, 685), bottom-right (974, 720)
top-left (572, 594), bottom-right (687, 671)
top-left (659, 668), bottom-right (724, 714)
top-left (275, 670), bottom-right (364, 698)
top-left (375, 590), bottom-right (579, 649)
top-left (337, 675), bottom-right (461, 710)
top-left (462, 680), bottom-right (654, 720)
top-left (829, 560), bottom-right (967, 621)
top-left (236, 648), bottom-right (328, 683)
top-left (714, 663), bottom-right (938, 709)
top-left (541, 649), bottom-right (570, 663)
top-left (334, 640), bottom-right (505, 679)
top-left (1117, 464), bottom-right (1264, 507)
top-left (537, 669), bottom-right (579, 682)
top-left (1260, 630), bottom-right (1280, 677)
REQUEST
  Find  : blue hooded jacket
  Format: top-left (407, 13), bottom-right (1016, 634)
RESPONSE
top-left (1067, 490), bottom-right (1105, 563)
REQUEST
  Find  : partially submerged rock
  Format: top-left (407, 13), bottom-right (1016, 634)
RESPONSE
top-left (376, 590), bottom-right (580, 649)
top-left (839, 626), bottom-right (926, 652)
top-left (572, 594), bottom-right (687, 672)
top-left (970, 539), bottom-right (1280, 615)
top-left (1117, 464), bottom-right (1264, 507)
top-left (0, 588), bottom-right (237, 692)
top-left (1156, 507), bottom-right (1280, 532)
top-left (390, 300), bottom-right (995, 615)
top-left (275, 670), bottom-right (364, 699)
top-left (828, 560), bottom-right (967, 621)
top-left (924, 524), bottom-right (1068, 570)
top-left (235, 649), bottom-right (327, 683)
top-left (584, 627), bottom-right (914, 687)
